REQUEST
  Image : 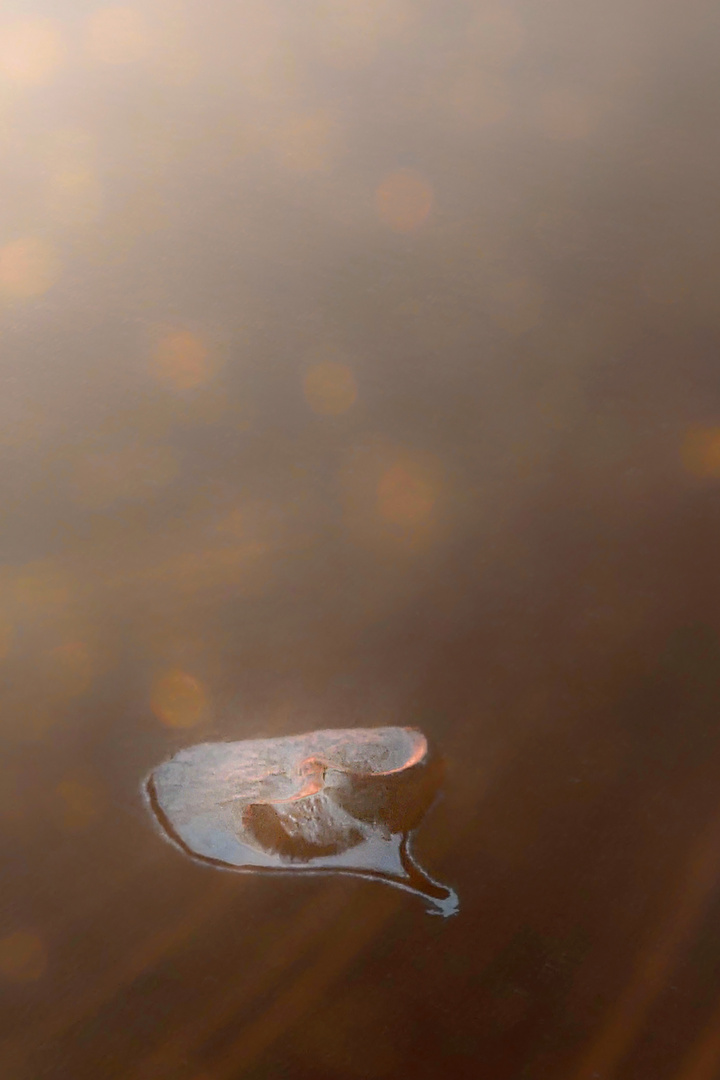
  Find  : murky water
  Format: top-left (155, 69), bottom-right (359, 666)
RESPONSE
top-left (2, 0), bottom-right (720, 1078)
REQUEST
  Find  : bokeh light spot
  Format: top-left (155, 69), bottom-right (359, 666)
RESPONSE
top-left (85, 6), bottom-right (149, 65)
top-left (377, 462), bottom-right (436, 526)
top-left (340, 438), bottom-right (445, 554)
top-left (56, 779), bottom-right (102, 831)
top-left (0, 931), bottom-right (46, 983)
top-left (151, 668), bottom-right (208, 728)
top-left (152, 331), bottom-right (212, 391)
top-left (0, 237), bottom-right (59, 299)
top-left (0, 18), bottom-right (65, 87)
top-left (682, 427), bottom-right (720, 479)
top-left (304, 362), bottom-right (358, 415)
top-left (376, 170), bottom-right (433, 233)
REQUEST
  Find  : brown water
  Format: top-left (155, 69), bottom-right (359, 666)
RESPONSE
top-left (2, 0), bottom-right (720, 1078)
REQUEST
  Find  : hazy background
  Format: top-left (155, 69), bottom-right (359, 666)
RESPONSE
top-left (2, 1), bottom-right (720, 1078)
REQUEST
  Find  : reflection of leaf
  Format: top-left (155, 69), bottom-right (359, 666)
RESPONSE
top-left (145, 726), bottom-right (458, 915)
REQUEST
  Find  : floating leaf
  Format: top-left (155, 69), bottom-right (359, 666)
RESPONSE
top-left (144, 726), bottom-right (457, 915)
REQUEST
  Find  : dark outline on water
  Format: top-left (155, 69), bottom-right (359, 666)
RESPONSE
top-left (144, 773), bottom-right (458, 916)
